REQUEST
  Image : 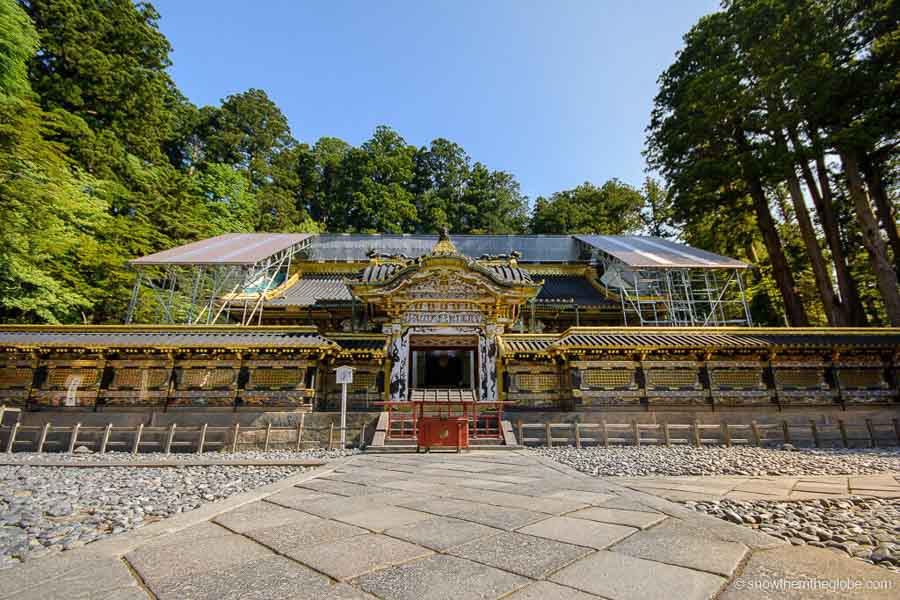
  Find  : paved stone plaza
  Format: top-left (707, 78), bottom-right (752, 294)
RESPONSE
top-left (1, 451), bottom-right (897, 599)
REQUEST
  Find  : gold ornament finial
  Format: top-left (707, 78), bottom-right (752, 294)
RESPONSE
top-left (431, 227), bottom-right (458, 255)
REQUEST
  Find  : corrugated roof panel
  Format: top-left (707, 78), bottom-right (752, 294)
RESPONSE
top-left (308, 234), bottom-right (580, 263)
top-left (575, 235), bottom-right (749, 269)
top-left (131, 233), bottom-right (314, 266)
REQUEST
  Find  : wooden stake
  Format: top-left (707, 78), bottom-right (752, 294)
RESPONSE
top-left (662, 422), bottom-right (670, 447)
top-left (164, 423), bottom-right (176, 454)
top-left (67, 423), bottom-right (81, 454)
top-left (0, 405), bottom-right (5, 427)
top-left (600, 419), bottom-right (609, 448)
top-left (516, 419), bottom-right (523, 446)
top-left (5, 422), bottom-right (18, 453)
top-left (263, 423), bottom-right (272, 451)
top-left (37, 423), bottom-right (51, 453)
top-left (132, 423), bottom-right (143, 454)
top-left (893, 418), bottom-right (900, 447)
top-left (328, 422), bottom-right (334, 450)
top-left (865, 419), bottom-right (877, 448)
top-left (295, 414), bottom-right (305, 451)
top-left (750, 420), bottom-right (761, 446)
top-left (100, 423), bottom-right (112, 454)
top-left (721, 422), bottom-right (731, 447)
top-left (573, 422), bottom-right (581, 449)
top-left (232, 423), bottom-right (240, 453)
top-left (692, 420), bottom-right (701, 447)
top-left (838, 419), bottom-right (849, 448)
top-left (781, 420), bottom-right (791, 444)
top-left (545, 422), bottom-right (553, 448)
top-left (197, 423), bottom-right (207, 454)
top-left (632, 420), bottom-right (640, 447)
top-left (810, 419), bottom-right (820, 448)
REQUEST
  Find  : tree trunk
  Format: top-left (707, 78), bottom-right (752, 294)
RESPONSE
top-left (861, 155), bottom-right (900, 277)
top-left (735, 129), bottom-right (809, 326)
top-left (839, 149), bottom-right (900, 326)
top-left (790, 126), bottom-right (866, 325)
top-left (775, 131), bottom-right (844, 325)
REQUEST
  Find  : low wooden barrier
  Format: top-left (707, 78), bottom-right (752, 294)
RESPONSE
top-left (515, 417), bottom-right (900, 449)
top-left (0, 409), bottom-right (370, 454)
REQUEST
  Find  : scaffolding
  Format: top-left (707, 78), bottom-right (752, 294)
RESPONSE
top-left (577, 237), bottom-right (753, 327)
top-left (124, 234), bottom-right (312, 325)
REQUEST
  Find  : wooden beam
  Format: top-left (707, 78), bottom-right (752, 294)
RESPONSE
top-left (5, 422), bottom-right (18, 453)
top-left (37, 423), bottom-right (51, 453)
top-left (132, 423), bottom-right (143, 454)
top-left (100, 423), bottom-right (112, 454)
top-left (164, 423), bottom-right (176, 454)
top-left (67, 423), bottom-right (81, 454)
top-left (197, 423), bottom-right (207, 454)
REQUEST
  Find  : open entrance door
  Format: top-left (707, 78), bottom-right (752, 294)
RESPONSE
top-left (408, 334), bottom-right (478, 392)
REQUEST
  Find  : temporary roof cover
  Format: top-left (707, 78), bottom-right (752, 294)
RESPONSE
top-left (130, 233), bottom-right (314, 266)
top-left (575, 235), bottom-right (749, 269)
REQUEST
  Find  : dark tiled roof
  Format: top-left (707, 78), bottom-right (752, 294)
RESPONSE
top-left (536, 275), bottom-right (614, 306)
top-left (0, 328), bottom-right (335, 349)
top-left (331, 336), bottom-right (388, 351)
top-left (485, 265), bottom-right (533, 284)
top-left (267, 274), bottom-right (353, 307)
top-left (502, 335), bottom-right (558, 353)
top-left (554, 329), bottom-right (900, 349)
top-left (360, 263), bottom-right (402, 284)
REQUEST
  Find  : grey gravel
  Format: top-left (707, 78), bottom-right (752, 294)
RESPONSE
top-left (0, 462), bottom-right (310, 569)
top-left (685, 496), bottom-right (900, 572)
top-left (2, 448), bottom-right (359, 464)
top-left (534, 446), bottom-right (900, 477)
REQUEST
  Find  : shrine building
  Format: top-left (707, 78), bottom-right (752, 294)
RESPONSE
top-left (0, 231), bottom-right (898, 417)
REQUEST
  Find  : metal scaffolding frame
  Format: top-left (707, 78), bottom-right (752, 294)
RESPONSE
top-left (125, 239), bottom-right (310, 325)
top-left (582, 244), bottom-right (753, 327)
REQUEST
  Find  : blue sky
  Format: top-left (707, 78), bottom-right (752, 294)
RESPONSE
top-left (153, 0), bottom-right (719, 201)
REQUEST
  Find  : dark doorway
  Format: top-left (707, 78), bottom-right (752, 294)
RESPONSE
top-left (424, 351), bottom-right (463, 387)
top-left (410, 349), bottom-right (476, 389)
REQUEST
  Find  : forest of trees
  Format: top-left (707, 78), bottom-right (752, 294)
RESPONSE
top-left (0, 0), bottom-right (897, 328)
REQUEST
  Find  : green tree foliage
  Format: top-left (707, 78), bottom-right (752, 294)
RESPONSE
top-left (647, 0), bottom-right (900, 326)
top-left (530, 180), bottom-right (643, 234)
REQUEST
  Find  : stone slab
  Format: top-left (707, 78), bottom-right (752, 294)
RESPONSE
top-left (444, 502), bottom-right (550, 531)
top-left (596, 496), bottom-right (663, 514)
top-left (610, 518), bottom-right (749, 577)
top-left (518, 516), bottom-right (638, 550)
top-left (544, 490), bottom-right (617, 505)
top-left (245, 517), bottom-right (367, 551)
top-left (264, 487), bottom-right (341, 510)
top-left (505, 581), bottom-right (605, 600)
top-left (149, 555), bottom-right (369, 600)
top-left (212, 500), bottom-right (317, 533)
top-left (126, 529), bottom-right (272, 592)
top-left (287, 533), bottom-right (432, 580)
top-left (449, 531), bottom-right (593, 579)
top-left (385, 516), bottom-right (501, 551)
top-left (0, 555), bottom-right (142, 600)
top-left (355, 554), bottom-right (529, 600)
top-left (550, 550), bottom-right (726, 600)
top-left (335, 505), bottom-right (434, 532)
top-left (720, 545), bottom-right (900, 599)
top-left (569, 507), bottom-right (667, 529)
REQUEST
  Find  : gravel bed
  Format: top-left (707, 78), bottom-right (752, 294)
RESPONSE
top-left (534, 446), bottom-right (900, 477)
top-left (0, 460), bottom-right (320, 569)
top-left (686, 496), bottom-right (900, 572)
top-left (2, 448), bottom-right (359, 464)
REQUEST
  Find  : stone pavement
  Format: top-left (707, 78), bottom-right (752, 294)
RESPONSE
top-left (612, 473), bottom-right (900, 503)
top-left (1, 451), bottom-right (898, 599)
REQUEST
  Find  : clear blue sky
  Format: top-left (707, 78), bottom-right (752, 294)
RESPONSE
top-left (153, 0), bottom-right (719, 201)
